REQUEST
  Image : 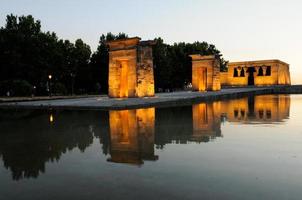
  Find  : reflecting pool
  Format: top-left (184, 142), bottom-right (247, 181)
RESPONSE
top-left (1, 94), bottom-right (302, 200)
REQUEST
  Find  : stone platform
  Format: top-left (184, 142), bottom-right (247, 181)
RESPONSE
top-left (0, 86), bottom-right (301, 110)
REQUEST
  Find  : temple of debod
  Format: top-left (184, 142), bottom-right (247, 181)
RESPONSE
top-left (190, 54), bottom-right (291, 92)
top-left (221, 60), bottom-right (291, 87)
top-left (190, 55), bottom-right (221, 91)
top-left (106, 37), bottom-right (291, 98)
top-left (1, 37), bottom-right (296, 110)
top-left (107, 37), bottom-right (155, 98)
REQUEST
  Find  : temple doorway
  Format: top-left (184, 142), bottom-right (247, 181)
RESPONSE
top-left (190, 55), bottom-right (221, 92)
top-left (198, 68), bottom-right (207, 91)
top-left (247, 67), bottom-right (256, 86)
top-left (107, 37), bottom-right (155, 98)
top-left (119, 60), bottom-right (129, 98)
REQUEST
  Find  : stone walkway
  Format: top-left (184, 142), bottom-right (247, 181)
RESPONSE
top-left (0, 86), bottom-right (301, 110)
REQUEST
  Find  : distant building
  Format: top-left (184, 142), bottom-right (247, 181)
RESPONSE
top-left (189, 57), bottom-right (291, 91)
top-left (221, 60), bottom-right (291, 86)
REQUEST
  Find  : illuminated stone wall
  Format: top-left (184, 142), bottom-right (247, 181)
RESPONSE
top-left (190, 55), bottom-right (221, 91)
top-left (108, 108), bottom-right (157, 165)
top-left (221, 60), bottom-right (291, 86)
top-left (136, 43), bottom-right (155, 97)
top-left (107, 37), bottom-right (155, 98)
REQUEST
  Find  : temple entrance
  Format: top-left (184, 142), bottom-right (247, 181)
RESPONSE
top-left (107, 37), bottom-right (155, 98)
top-left (119, 60), bottom-right (129, 98)
top-left (247, 67), bottom-right (256, 86)
top-left (190, 55), bottom-right (221, 92)
top-left (198, 68), bottom-right (207, 91)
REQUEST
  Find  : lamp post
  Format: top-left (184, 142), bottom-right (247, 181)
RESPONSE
top-left (48, 74), bottom-right (52, 97)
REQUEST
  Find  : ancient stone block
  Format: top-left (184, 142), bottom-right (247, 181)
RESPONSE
top-left (107, 37), bottom-right (155, 98)
top-left (189, 55), bottom-right (221, 91)
top-left (221, 60), bottom-right (291, 86)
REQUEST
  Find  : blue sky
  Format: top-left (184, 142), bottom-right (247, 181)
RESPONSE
top-left (1, 0), bottom-right (301, 84)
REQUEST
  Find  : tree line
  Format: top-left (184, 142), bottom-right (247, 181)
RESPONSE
top-left (0, 14), bottom-right (227, 96)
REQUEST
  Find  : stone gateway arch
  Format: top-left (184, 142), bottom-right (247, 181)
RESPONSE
top-left (107, 37), bottom-right (155, 98)
top-left (189, 55), bottom-right (221, 91)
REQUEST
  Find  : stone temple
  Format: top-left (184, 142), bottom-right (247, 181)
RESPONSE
top-left (190, 55), bottom-right (291, 92)
top-left (221, 60), bottom-right (291, 86)
top-left (189, 55), bottom-right (221, 91)
top-left (107, 37), bottom-right (155, 98)
top-left (107, 36), bottom-right (291, 97)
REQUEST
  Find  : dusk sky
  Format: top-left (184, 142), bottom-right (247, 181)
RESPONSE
top-left (1, 0), bottom-right (301, 84)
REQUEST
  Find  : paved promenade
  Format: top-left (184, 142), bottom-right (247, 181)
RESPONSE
top-left (0, 86), bottom-right (301, 110)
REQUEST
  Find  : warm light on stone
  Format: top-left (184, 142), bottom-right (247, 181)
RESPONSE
top-left (221, 60), bottom-right (291, 86)
top-left (107, 37), bottom-right (155, 98)
top-left (108, 108), bottom-right (157, 165)
top-left (191, 95), bottom-right (290, 140)
top-left (218, 95), bottom-right (290, 122)
top-left (189, 55), bottom-right (221, 92)
top-left (192, 102), bottom-right (222, 140)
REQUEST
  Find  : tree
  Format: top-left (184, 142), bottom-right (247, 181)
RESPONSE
top-left (0, 14), bottom-right (92, 96)
top-left (70, 39), bottom-right (91, 94)
top-left (152, 39), bottom-right (228, 91)
top-left (90, 32), bottom-right (128, 94)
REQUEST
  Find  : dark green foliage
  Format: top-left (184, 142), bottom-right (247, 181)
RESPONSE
top-left (0, 14), bottom-right (91, 96)
top-left (89, 32), bottom-right (128, 94)
top-left (0, 80), bottom-right (33, 96)
top-left (153, 38), bottom-right (228, 91)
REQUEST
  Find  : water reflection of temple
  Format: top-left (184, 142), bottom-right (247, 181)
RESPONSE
top-left (220, 95), bottom-right (290, 123)
top-left (192, 102), bottom-right (222, 142)
top-left (155, 95), bottom-right (290, 148)
top-left (0, 95), bottom-right (291, 180)
top-left (108, 108), bottom-right (158, 165)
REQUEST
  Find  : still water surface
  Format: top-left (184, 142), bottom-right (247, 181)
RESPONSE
top-left (1, 94), bottom-right (302, 200)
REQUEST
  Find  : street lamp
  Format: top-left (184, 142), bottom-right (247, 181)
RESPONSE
top-left (48, 74), bottom-right (52, 97)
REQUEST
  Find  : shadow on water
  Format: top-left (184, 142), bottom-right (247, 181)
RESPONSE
top-left (0, 94), bottom-right (290, 180)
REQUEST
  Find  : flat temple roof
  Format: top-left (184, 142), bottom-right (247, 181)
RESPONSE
top-left (189, 55), bottom-right (216, 60)
top-left (228, 59), bottom-right (289, 66)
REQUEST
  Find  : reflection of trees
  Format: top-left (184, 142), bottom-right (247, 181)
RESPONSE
top-left (0, 110), bottom-right (109, 180)
top-left (155, 107), bottom-right (193, 149)
top-left (155, 105), bottom-right (222, 149)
